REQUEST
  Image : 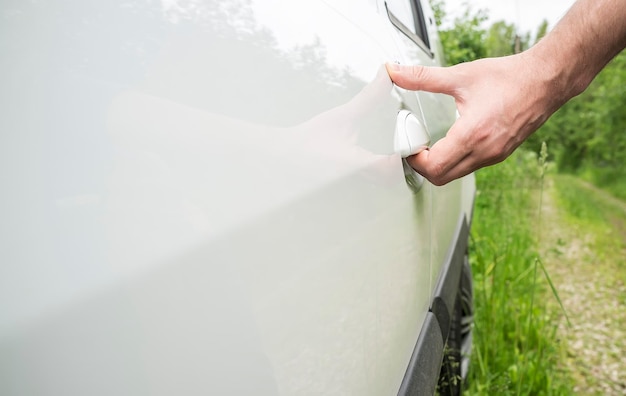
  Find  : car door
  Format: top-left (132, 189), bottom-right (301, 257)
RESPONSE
top-left (0, 0), bottom-right (463, 395)
top-left (382, 0), bottom-right (468, 306)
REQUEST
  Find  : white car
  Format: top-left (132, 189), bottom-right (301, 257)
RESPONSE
top-left (0, 0), bottom-right (475, 395)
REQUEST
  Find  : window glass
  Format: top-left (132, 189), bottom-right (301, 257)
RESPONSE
top-left (385, 0), bottom-right (417, 35)
top-left (385, 0), bottom-right (431, 53)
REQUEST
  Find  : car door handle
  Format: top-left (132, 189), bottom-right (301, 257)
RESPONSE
top-left (394, 110), bottom-right (430, 158)
top-left (394, 110), bottom-right (430, 191)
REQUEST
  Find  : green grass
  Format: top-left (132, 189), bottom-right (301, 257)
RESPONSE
top-left (579, 166), bottom-right (626, 202)
top-left (465, 149), bottom-right (573, 395)
top-left (549, 174), bottom-right (626, 393)
top-left (553, 174), bottom-right (626, 283)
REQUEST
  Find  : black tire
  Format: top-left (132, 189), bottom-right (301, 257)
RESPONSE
top-left (437, 255), bottom-right (473, 396)
top-left (458, 255), bottom-right (474, 380)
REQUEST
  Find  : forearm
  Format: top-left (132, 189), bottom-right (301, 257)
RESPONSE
top-left (528, 0), bottom-right (626, 104)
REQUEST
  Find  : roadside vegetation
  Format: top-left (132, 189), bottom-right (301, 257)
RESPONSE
top-left (466, 149), bottom-right (572, 395)
top-left (431, 1), bottom-right (626, 394)
top-left (525, 53), bottom-right (626, 201)
top-left (466, 149), bottom-right (626, 395)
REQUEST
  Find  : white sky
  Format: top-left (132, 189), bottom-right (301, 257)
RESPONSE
top-left (443, 0), bottom-right (577, 37)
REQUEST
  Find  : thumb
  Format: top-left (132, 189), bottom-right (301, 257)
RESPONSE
top-left (385, 63), bottom-right (457, 95)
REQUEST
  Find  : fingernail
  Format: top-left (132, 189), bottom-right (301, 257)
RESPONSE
top-left (385, 62), bottom-right (400, 72)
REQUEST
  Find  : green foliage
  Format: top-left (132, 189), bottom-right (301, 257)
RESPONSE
top-left (467, 150), bottom-right (573, 395)
top-left (430, 0), bottom-right (446, 27)
top-left (430, 0), bottom-right (488, 65)
top-left (485, 21), bottom-right (517, 57)
top-left (525, 51), bottom-right (626, 199)
top-left (580, 167), bottom-right (626, 201)
top-left (484, 21), bottom-right (530, 57)
top-left (430, 1), bottom-right (531, 63)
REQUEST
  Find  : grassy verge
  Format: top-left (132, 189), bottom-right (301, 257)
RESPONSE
top-left (465, 149), bottom-right (572, 395)
top-left (579, 167), bottom-right (626, 202)
top-left (554, 174), bottom-right (626, 276)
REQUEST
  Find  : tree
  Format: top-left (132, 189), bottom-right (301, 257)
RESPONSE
top-left (526, 50), bottom-right (626, 187)
top-left (430, 0), bottom-right (446, 27)
top-left (485, 20), bottom-right (517, 57)
top-left (430, 0), bottom-right (488, 65)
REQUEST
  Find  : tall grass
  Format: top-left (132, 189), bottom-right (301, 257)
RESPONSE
top-left (465, 149), bottom-right (572, 395)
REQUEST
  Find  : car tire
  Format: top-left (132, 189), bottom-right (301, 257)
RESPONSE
top-left (437, 254), bottom-right (473, 395)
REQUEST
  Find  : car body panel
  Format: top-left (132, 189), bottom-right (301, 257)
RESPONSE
top-left (0, 0), bottom-right (474, 394)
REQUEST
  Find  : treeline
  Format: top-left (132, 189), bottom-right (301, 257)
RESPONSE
top-left (527, 52), bottom-right (626, 198)
top-left (431, 0), bottom-right (626, 198)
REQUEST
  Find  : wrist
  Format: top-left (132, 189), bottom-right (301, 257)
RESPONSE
top-left (523, 42), bottom-right (585, 111)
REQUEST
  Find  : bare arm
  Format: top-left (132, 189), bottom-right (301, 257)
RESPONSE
top-left (386, 0), bottom-right (626, 186)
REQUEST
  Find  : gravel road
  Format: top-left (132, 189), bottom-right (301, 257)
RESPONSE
top-left (540, 177), bottom-right (626, 395)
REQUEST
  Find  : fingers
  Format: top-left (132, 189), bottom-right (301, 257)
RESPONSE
top-left (406, 117), bottom-right (486, 185)
top-left (407, 124), bottom-right (509, 186)
top-left (407, 129), bottom-right (471, 186)
top-left (384, 61), bottom-right (506, 184)
top-left (385, 62), bottom-right (475, 184)
top-left (385, 63), bottom-right (458, 95)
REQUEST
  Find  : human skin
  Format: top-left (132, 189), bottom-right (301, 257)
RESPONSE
top-left (386, 0), bottom-right (626, 186)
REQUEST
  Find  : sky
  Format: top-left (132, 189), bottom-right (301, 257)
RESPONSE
top-left (443, 0), bottom-right (577, 37)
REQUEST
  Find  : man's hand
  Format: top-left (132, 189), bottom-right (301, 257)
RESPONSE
top-left (386, 54), bottom-right (559, 185)
top-left (386, 0), bottom-right (626, 186)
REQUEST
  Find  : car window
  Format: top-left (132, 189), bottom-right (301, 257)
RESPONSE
top-left (385, 0), bottom-right (431, 56)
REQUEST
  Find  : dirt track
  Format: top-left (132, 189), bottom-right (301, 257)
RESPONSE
top-left (540, 178), bottom-right (626, 395)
